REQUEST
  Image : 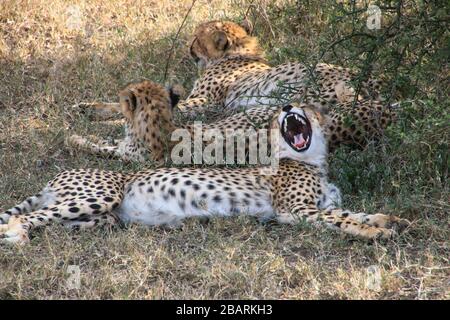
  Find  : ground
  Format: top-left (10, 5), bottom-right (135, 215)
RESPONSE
top-left (0, 0), bottom-right (448, 299)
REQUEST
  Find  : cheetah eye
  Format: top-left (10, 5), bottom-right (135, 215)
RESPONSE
top-left (282, 105), bottom-right (293, 113)
top-left (128, 92), bottom-right (137, 112)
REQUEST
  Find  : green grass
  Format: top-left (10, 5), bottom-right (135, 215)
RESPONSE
top-left (0, 0), bottom-right (448, 299)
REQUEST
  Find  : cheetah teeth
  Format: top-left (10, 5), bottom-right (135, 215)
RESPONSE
top-left (294, 114), bottom-right (306, 125)
top-left (284, 113), bottom-right (306, 126)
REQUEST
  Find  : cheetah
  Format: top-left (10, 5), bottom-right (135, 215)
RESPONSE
top-left (1, 103), bottom-right (410, 245)
top-left (182, 20), bottom-right (383, 113)
top-left (67, 80), bottom-right (279, 163)
top-left (68, 80), bottom-right (396, 163)
top-left (77, 20), bottom-right (396, 156)
top-left (180, 20), bottom-right (397, 150)
top-left (68, 81), bottom-right (184, 163)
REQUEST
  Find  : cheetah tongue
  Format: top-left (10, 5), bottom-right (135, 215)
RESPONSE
top-left (293, 134), bottom-right (306, 148)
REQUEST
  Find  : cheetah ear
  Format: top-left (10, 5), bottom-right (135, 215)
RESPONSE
top-left (240, 18), bottom-right (253, 35)
top-left (315, 103), bottom-right (329, 117)
top-left (307, 105), bottom-right (329, 126)
top-left (282, 105), bottom-right (293, 113)
top-left (120, 90), bottom-right (138, 118)
top-left (315, 110), bottom-right (326, 126)
top-left (212, 30), bottom-right (230, 51)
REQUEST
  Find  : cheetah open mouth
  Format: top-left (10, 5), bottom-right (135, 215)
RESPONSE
top-left (281, 111), bottom-right (312, 152)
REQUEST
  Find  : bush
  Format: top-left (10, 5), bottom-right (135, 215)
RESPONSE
top-left (239, 0), bottom-right (449, 214)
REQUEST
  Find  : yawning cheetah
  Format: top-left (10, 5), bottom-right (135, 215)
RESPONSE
top-left (1, 103), bottom-right (409, 245)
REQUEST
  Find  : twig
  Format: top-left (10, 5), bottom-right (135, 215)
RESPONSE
top-left (242, 2), bottom-right (256, 35)
top-left (256, 0), bottom-right (275, 38)
top-left (162, 0), bottom-right (197, 83)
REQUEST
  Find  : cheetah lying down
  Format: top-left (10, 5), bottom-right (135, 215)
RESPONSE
top-left (67, 80), bottom-right (396, 163)
top-left (69, 20), bottom-right (398, 163)
top-left (1, 101), bottom-right (409, 245)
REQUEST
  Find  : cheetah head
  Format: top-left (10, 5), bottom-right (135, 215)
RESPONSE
top-left (119, 81), bottom-right (184, 153)
top-left (119, 81), bottom-right (184, 120)
top-left (273, 103), bottom-right (328, 166)
top-left (189, 20), bottom-right (263, 69)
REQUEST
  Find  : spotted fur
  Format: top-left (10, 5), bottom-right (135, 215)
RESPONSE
top-left (1, 104), bottom-right (409, 245)
top-left (180, 20), bottom-right (393, 147)
top-left (68, 79), bottom-right (396, 163)
top-left (67, 81), bottom-right (280, 163)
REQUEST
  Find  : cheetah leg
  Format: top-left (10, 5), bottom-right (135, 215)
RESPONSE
top-left (277, 205), bottom-right (409, 240)
top-left (62, 214), bottom-right (118, 231)
top-left (0, 193), bottom-right (46, 224)
top-left (331, 210), bottom-right (410, 232)
top-left (67, 134), bottom-right (122, 147)
top-left (327, 103), bottom-right (396, 151)
top-left (74, 102), bottom-right (122, 121)
top-left (0, 200), bottom-right (120, 245)
top-left (67, 134), bottom-right (147, 162)
top-left (96, 119), bottom-right (126, 126)
top-left (176, 97), bottom-right (210, 119)
top-left (66, 134), bottom-right (125, 159)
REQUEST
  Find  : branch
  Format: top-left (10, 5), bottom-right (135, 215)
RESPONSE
top-left (163, 0), bottom-right (197, 83)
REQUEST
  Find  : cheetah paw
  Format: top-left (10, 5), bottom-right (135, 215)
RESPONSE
top-left (0, 228), bottom-right (29, 245)
top-left (0, 234), bottom-right (30, 245)
top-left (356, 226), bottom-right (397, 240)
top-left (65, 134), bottom-right (86, 148)
top-left (0, 218), bottom-right (30, 245)
top-left (369, 213), bottom-right (411, 233)
top-left (344, 223), bottom-right (397, 240)
top-left (385, 216), bottom-right (411, 233)
top-left (374, 227), bottom-right (397, 240)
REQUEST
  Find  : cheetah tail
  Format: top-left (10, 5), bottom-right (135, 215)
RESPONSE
top-left (0, 192), bottom-right (46, 224)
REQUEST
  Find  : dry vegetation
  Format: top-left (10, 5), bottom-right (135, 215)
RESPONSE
top-left (0, 0), bottom-right (448, 299)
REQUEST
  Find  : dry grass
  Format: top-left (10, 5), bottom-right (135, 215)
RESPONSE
top-left (0, 0), bottom-right (449, 299)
